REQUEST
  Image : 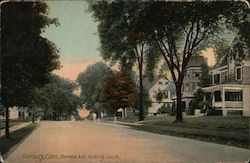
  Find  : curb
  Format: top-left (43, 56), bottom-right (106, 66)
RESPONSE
top-left (2, 123), bottom-right (39, 160)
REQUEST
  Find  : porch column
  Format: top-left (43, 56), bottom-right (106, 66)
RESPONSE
top-left (222, 88), bottom-right (226, 115)
top-left (212, 91), bottom-right (215, 108)
top-left (124, 108), bottom-right (127, 118)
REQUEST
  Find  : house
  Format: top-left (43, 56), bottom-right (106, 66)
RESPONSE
top-left (202, 55), bottom-right (250, 116)
top-left (181, 56), bottom-right (207, 112)
top-left (144, 76), bottom-right (175, 116)
top-left (1, 106), bottom-right (30, 120)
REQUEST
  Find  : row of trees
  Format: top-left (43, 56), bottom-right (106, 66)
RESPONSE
top-left (89, 1), bottom-right (250, 122)
top-left (31, 75), bottom-right (83, 121)
top-left (77, 62), bottom-right (143, 118)
top-left (1, 2), bottom-right (82, 138)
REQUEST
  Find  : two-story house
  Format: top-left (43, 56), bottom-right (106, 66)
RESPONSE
top-left (145, 76), bottom-right (176, 116)
top-left (202, 55), bottom-right (250, 116)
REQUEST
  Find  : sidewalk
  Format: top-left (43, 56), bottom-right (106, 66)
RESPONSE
top-left (107, 120), bottom-right (142, 126)
top-left (0, 122), bottom-right (32, 137)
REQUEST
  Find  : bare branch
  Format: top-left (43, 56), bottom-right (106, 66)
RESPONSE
top-left (154, 39), bottom-right (177, 83)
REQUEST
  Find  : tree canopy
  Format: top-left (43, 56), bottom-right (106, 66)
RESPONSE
top-left (76, 62), bottom-right (114, 112)
top-left (1, 2), bottom-right (60, 108)
top-left (1, 1), bottom-right (60, 137)
top-left (37, 75), bottom-right (83, 120)
top-left (103, 71), bottom-right (138, 112)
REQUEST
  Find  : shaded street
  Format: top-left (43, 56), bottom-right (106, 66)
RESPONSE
top-left (6, 121), bottom-right (250, 163)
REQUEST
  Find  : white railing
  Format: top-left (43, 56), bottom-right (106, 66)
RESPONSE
top-left (225, 101), bottom-right (243, 108)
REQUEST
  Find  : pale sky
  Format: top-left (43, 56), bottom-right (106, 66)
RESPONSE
top-left (43, 1), bottom-right (101, 80)
top-left (42, 1), bottom-right (216, 81)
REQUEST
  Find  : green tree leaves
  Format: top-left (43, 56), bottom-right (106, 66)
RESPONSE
top-left (76, 62), bottom-right (114, 110)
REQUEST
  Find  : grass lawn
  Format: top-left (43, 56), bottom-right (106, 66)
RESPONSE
top-left (118, 116), bottom-right (250, 149)
top-left (0, 119), bottom-right (31, 130)
top-left (0, 123), bottom-right (38, 156)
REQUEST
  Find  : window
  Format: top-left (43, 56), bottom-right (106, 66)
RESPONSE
top-left (214, 74), bottom-right (220, 84)
top-left (164, 92), bottom-right (169, 99)
top-left (225, 91), bottom-right (242, 101)
top-left (221, 70), bottom-right (228, 83)
top-left (214, 91), bottom-right (222, 102)
top-left (236, 67), bottom-right (242, 80)
top-left (159, 81), bottom-right (162, 84)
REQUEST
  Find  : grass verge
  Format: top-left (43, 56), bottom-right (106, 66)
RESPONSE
top-left (118, 116), bottom-right (250, 149)
top-left (0, 119), bottom-right (31, 130)
top-left (0, 123), bottom-right (38, 155)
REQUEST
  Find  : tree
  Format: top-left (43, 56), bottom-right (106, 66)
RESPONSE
top-left (35, 75), bottom-right (83, 120)
top-left (1, 2), bottom-right (60, 138)
top-left (199, 64), bottom-right (211, 88)
top-left (90, 1), bottom-right (150, 121)
top-left (131, 1), bottom-right (248, 122)
top-left (76, 62), bottom-right (114, 117)
top-left (155, 91), bottom-right (164, 103)
top-left (103, 71), bottom-right (138, 117)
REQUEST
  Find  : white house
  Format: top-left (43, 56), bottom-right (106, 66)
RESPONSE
top-left (1, 106), bottom-right (30, 120)
top-left (144, 76), bottom-right (175, 116)
top-left (202, 55), bottom-right (250, 116)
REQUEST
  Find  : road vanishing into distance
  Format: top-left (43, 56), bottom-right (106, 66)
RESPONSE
top-left (6, 121), bottom-right (250, 163)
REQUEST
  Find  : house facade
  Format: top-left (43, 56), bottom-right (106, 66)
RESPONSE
top-left (202, 56), bottom-right (250, 116)
top-left (1, 106), bottom-right (30, 120)
top-left (181, 56), bottom-right (207, 112)
top-left (145, 77), bottom-right (176, 116)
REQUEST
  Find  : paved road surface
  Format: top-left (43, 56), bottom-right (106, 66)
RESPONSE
top-left (6, 121), bottom-right (250, 163)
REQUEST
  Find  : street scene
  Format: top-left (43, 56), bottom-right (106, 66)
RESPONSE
top-left (5, 121), bottom-right (250, 163)
top-left (1, 1), bottom-right (250, 163)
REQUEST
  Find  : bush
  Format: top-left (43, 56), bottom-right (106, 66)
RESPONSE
top-left (207, 109), bottom-right (223, 116)
top-left (157, 105), bottom-right (169, 114)
top-left (199, 101), bottom-right (212, 113)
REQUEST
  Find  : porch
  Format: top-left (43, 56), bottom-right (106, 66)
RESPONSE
top-left (202, 84), bottom-right (243, 116)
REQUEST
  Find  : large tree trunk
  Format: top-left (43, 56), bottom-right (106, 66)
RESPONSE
top-left (139, 67), bottom-right (144, 121)
top-left (32, 111), bottom-right (35, 123)
top-left (5, 106), bottom-right (10, 138)
top-left (175, 85), bottom-right (183, 122)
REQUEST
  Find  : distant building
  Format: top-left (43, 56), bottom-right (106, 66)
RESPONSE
top-left (181, 56), bottom-right (207, 112)
top-left (1, 106), bottom-right (30, 120)
top-left (144, 76), bottom-right (175, 116)
top-left (202, 55), bottom-right (250, 116)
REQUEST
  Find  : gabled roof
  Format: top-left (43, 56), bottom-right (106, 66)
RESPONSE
top-left (163, 81), bottom-right (176, 92)
top-left (143, 75), bottom-right (160, 90)
top-left (213, 55), bottom-right (228, 68)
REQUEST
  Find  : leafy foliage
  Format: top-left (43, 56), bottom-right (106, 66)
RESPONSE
top-left (76, 62), bottom-right (114, 111)
top-left (36, 75), bottom-right (83, 119)
top-left (199, 64), bottom-right (211, 88)
top-left (155, 91), bottom-right (164, 103)
top-left (1, 2), bottom-right (60, 108)
top-left (103, 71), bottom-right (138, 112)
top-left (1, 1), bottom-right (60, 137)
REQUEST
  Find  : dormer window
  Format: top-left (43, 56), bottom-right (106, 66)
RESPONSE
top-left (236, 67), bottom-right (242, 80)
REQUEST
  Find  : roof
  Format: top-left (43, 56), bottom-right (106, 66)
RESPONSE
top-left (213, 55), bottom-right (228, 68)
top-left (187, 56), bottom-right (207, 67)
top-left (143, 75), bottom-right (160, 90)
top-left (163, 81), bottom-right (176, 92)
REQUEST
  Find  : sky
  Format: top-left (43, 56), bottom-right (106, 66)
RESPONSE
top-left (43, 1), bottom-right (101, 81)
top-left (42, 1), bottom-right (216, 81)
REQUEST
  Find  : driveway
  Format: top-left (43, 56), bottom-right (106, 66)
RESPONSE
top-left (6, 121), bottom-right (250, 163)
